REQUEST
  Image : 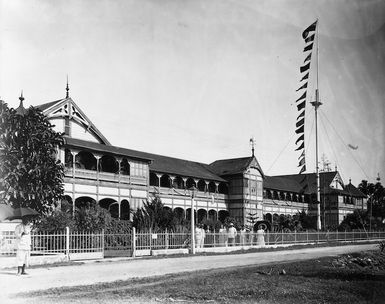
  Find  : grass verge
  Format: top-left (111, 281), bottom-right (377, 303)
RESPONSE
top-left (21, 250), bottom-right (385, 304)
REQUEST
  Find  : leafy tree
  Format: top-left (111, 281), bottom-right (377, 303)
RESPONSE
top-left (222, 216), bottom-right (242, 230)
top-left (359, 179), bottom-right (385, 220)
top-left (338, 209), bottom-right (369, 231)
top-left (132, 196), bottom-right (174, 232)
top-left (0, 100), bottom-right (64, 213)
top-left (296, 210), bottom-right (317, 230)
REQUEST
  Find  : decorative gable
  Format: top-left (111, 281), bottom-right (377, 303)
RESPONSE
top-left (247, 157), bottom-right (264, 178)
top-left (39, 98), bottom-right (110, 145)
top-left (330, 172), bottom-right (344, 190)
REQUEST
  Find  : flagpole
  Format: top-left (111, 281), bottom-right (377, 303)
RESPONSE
top-left (311, 19), bottom-right (322, 231)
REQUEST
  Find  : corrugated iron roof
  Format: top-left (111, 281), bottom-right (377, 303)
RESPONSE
top-left (64, 137), bottom-right (226, 182)
top-left (35, 98), bottom-right (65, 112)
top-left (344, 183), bottom-right (366, 197)
top-left (208, 156), bottom-right (264, 177)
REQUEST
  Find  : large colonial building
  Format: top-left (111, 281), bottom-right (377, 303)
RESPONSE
top-left (30, 91), bottom-right (366, 229)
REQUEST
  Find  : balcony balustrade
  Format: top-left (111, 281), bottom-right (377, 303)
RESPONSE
top-left (263, 198), bottom-right (306, 207)
top-left (64, 168), bottom-right (147, 186)
top-left (149, 186), bottom-right (227, 201)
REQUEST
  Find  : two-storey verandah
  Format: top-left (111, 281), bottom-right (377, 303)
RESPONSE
top-left (60, 138), bottom-right (230, 222)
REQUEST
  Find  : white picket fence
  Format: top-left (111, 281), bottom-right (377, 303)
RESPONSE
top-left (1, 228), bottom-right (384, 260)
top-left (0, 227), bottom-right (104, 260)
top-left (132, 230), bottom-right (385, 252)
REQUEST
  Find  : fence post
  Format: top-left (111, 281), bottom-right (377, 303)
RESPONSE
top-left (65, 226), bottom-right (70, 261)
top-left (132, 227), bottom-right (136, 258)
top-left (165, 228), bottom-right (169, 250)
top-left (344, 230), bottom-right (346, 242)
top-left (149, 228), bottom-right (152, 251)
top-left (101, 229), bottom-right (105, 257)
top-left (353, 231), bottom-right (355, 243)
top-left (317, 231), bottom-right (319, 244)
top-left (294, 230), bottom-right (297, 244)
top-left (306, 230), bottom-right (309, 243)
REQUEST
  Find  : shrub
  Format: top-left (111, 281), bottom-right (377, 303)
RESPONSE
top-left (34, 209), bottom-right (75, 232)
top-left (75, 204), bottom-right (112, 232)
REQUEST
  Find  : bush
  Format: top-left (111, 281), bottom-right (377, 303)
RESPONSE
top-left (105, 218), bottom-right (132, 234)
top-left (34, 209), bottom-right (75, 232)
top-left (75, 205), bottom-right (112, 232)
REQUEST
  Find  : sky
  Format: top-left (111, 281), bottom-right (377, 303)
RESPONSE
top-left (0, 0), bottom-right (384, 186)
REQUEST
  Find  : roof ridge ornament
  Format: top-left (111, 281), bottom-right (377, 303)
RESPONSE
top-left (66, 75), bottom-right (70, 98)
top-left (249, 137), bottom-right (256, 157)
top-left (16, 90), bottom-right (27, 116)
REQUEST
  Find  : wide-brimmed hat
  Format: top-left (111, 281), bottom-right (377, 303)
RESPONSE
top-left (229, 223), bottom-right (234, 226)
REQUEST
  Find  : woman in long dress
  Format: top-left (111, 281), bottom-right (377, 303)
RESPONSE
top-left (256, 227), bottom-right (265, 247)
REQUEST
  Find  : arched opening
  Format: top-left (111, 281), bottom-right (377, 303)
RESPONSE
top-left (160, 174), bottom-right (171, 188)
top-left (298, 195), bottom-right (303, 203)
top-left (266, 190), bottom-right (272, 199)
top-left (286, 193), bottom-right (292, 201)
top-left (150, 172), bottom-right (158, 186)
top-left (100, 155), bottom-right (119, 173)
top-left (120, 158), bottom-right (130, 175)
top-left (172, 176), bottom-right (184, 189)
top-left (64, 149), bottom-right (73, 168)
top-left (218, 210), bottom-right (229, 223)
top-left (173, 207), bottom-right (185, 220)
top-left (186, 178), bottom-right (195, 189)
top-left (120, 199), bottom-right (130, 220)
top-left (76, 151), bottom-right (97, 170)
top-left (208, 182), bottom-right (216, 193)
top-left (99, 198), bottom-right (118, 218)
top-left (218, 182), bottom-right (228, 194)
top-left (197, 209), bottom-right (207, 223)
top-left (292, 194), bottom-right (298, 202)
top-left (186, 208), bottom-right (197, 222)
top-left (280, 192), bottom-right (286, 200)
top-left (273, 191), bottom-right (279, 200)
top-left (273, 213), bottom-right (279, 223)
top-left (264, 213), bottom-right (272, 223)
top-left (197, 180), bottom-right (206, 192)
top-left (208, 209), bottom-right (217, 221)
top-left (60, 195), bottom-right (73, 213)
top-left (75, 196), bottom-right (96, 209)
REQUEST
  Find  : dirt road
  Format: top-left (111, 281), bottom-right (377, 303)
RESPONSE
top-left (0, 243), bottom-right (378, 302)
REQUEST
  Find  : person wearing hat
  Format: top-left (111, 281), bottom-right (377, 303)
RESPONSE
top-left (15, 217), bottom-right (32, 275)
top-left (227, 223), bottom-right (237, 246)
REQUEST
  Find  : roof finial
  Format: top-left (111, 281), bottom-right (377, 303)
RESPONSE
top-left (349, 178), bottom-right (351, 184)
top-left (377, 173), bottom-right (381, 183)
top-left (16, 90), bottom-right (27, 116)
top-left (66, 75), bottom-right (70, 98)
top-left (249, 137), bottom-right (256, 157)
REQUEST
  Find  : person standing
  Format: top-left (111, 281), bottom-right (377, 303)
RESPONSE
top-left (195, 224), bottom-right (202, 248)
top-left (15, 217), bottom-right (32, 276)
top-left (256, 227), bottom-right (266, 247)
top-left (227, 223), bottom-right (237, 246)
top-left (240, 225), bottom-right (247, 246)
top-left (200, 225), bottom-right (206, 248)
top-left (219, 225), bottom-right (227, 247)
